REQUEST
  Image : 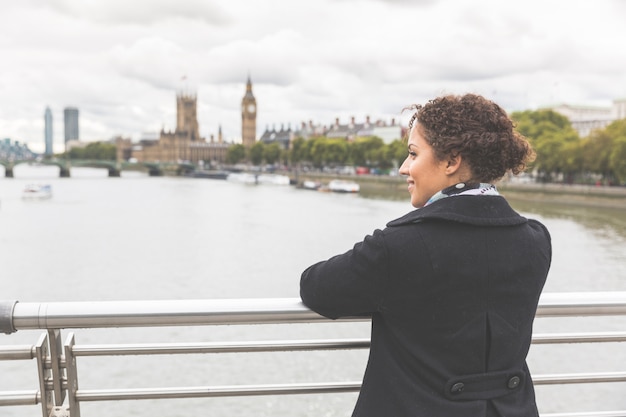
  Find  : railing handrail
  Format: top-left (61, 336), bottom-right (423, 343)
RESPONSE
top-left (3, 298), bottom-right (323, 333)
top-left (3, 291), bottom-right (626, 333)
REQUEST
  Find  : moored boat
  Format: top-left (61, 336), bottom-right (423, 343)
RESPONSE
top-left (226, 172), bottom-right (258, 184)
top-left (188, 170), bottom-right (229, 180)
top-left (328, 179), bottom-right (360, 193)
top-left (256, 174), bottom-right (290, 185)
top-left (299, 180), bottom-right (322, 190)
top-left (22, 184), bottom-right (52, 200)
top-left (226, 173), bottom-right (291, 185)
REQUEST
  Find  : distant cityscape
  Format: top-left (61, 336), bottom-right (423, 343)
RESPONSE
top-left (0, 105), bottom-right (82, 160)
top-left (3, 84), bottom-right (626, 163)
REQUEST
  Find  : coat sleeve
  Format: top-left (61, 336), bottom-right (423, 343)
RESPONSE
top-left (300, 229), bottom-right (390, 319)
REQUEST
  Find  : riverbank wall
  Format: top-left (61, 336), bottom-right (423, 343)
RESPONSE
top-left (288, 171), bottom-right (626, 209)
top-left (497, 182), bottom-right (626, 210)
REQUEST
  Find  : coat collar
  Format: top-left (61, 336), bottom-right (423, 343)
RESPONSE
top-left (387, 195), bottom-right (527, 227)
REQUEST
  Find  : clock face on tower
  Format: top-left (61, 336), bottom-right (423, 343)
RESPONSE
top-left (247, 104), bottom-right (256, 113)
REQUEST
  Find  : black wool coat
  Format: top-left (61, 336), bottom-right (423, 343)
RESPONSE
top-left (300, 195), bottom-right (552, 417)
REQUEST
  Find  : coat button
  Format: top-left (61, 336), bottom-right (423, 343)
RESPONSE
top-left (507, 376), bottom-right (521, 389)
top-left (450, 382), bottom-right (465, 394)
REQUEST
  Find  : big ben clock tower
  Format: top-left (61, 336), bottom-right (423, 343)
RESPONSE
top-left (241, 76), bottom-right (257, 148)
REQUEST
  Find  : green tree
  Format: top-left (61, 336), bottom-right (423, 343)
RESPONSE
top-left (511, 109), bottom-right (580, 181)
top-left (581, 131), bottom-right (614, 182)
top-left (303, 136), bottom-right (350, 168)
top-left (309, 137), bottom-right (328, 168)
top-left (249, 142), bottom-right (265, 165)
top-left (263, 142), bottom-right (283, 165)
top-left (290, 137), bottom-right (307, 165)
top-left (512, 109), bottom-right (573, 139)
top-left (561, 139), bottom-right (584, 183)
top-left (604, 119), bottom-right (626, 184)
top-left (387, 139), bottom-right (408, 169)
top-left (226, 144), bottom-right (246, 164)
top-left (324, 139), bottom-right (349, 166)
top-left (289, 136), bottom-right (408, 171)
top-left (610, 136), bottom-right (626, 184)
top-left (301, 137), bottom-right (320, 164)
top-left (350, 136), bottom-right (385, 167)
top-left (67, 142), bottom-right (116, 160)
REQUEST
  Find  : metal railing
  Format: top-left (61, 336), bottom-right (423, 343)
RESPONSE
top-left (1, 292), bottom-right (626, 417)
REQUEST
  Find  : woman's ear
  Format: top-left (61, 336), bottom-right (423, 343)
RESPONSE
top-left (445, 154), bottom-right (462, 175)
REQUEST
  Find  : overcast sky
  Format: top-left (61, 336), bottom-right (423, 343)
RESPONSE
top-left (2, 0), bottom-right (625, 153)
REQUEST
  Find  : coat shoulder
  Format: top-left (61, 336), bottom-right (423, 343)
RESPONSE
top-left (387, 196), bottom-right (527, 228)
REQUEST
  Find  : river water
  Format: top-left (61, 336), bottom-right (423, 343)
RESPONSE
top-left (1, 165), bottom-right (625, 416)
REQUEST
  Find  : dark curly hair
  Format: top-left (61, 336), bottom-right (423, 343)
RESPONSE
top-left (406, 94), bottom-right (535, 183)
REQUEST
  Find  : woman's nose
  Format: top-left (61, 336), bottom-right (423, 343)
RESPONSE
top-left (399, 158), bottom-right (409, 175)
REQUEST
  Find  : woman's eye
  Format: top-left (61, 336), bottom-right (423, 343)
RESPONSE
top-left (408, 151), bottom-right (417, 157)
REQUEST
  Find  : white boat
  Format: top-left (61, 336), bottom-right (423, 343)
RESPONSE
top-left (22, 184), bottom-right (52, 200)
top-left (226, 173), bottom-right (291, 186)
top-left (256, 174), bottom-right (290, 186)
top-left (328, 179), bottom-right (360, 193)
top-left (226, 172), bottom-right (258, 184)
top-left (300, 180), bottom-right (322, 190)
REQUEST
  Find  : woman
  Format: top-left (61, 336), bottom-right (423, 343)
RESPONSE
top-left (300, 94), bottom-right (552, 417)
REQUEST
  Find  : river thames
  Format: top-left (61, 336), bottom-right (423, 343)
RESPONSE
top-left (1, 164), bottom-right (625, 416)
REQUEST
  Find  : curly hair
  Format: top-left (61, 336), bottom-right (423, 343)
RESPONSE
top-left (406, 94), bottom-right (535, 183)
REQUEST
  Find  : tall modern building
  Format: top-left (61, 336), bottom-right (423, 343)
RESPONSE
top-left (44, 106), bottom-right (53, 155)
top-left (64, 107), bottom-right (79, 147)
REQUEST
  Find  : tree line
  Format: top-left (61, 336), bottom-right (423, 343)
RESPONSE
top-left (227, 109), bottom-right (626, 185)
top-left (56, 142), bottom-right (117, 160)
top-left (226, 136), bottom-right (407, 174)
top-left (511, 110), bottom-right (626, 185)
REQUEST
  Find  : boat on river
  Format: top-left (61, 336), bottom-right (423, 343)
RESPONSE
top-left (257, 174), bottom-right (290, 185)
top-left (299, 180), bottom-right (322, 190)
top-left (328, 179), bottom-right (360, 193)
top-left (188, 170), bottom-right (229, 180)
top-left (22, 184), bottom-right (52, 200)
top-left (226, 172), bottom-right (258, 184)
top-left (227, 173), bottom-right (290, 185)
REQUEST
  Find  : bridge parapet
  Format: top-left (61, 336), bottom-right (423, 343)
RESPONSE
top-left (0, 159), bottom-right (157, 177)
top-left (0, 159), bottom-right (197, 178)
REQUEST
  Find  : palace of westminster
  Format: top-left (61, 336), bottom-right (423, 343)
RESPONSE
top-left (115, 76), bottom-right (404, 166)
top-left (115, 77), bottom-right (257, 165)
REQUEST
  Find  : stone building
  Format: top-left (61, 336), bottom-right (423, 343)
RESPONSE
top-left (324, 116), bottom-right (401, 144)
top-left (259, 124), bottom-right (294, 149)
top-left (241, 76), bottom-right (257, 148)
top-left (259, 116), bottom-right (403, 150)
top-left (120, 92), bottom-right (229, 165)
top-left (550, 98), bottom-right (626, 137)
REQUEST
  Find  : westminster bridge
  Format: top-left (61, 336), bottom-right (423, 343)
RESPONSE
top-left (0, 159), bottom-right (195, 178)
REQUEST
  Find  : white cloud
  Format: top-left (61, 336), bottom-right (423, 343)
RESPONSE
top-left (2, 0), bottom-right (625, 154)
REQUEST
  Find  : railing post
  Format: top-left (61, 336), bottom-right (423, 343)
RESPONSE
top-left (48, 330), bottom-right (65, 407)
top-left (64, 333), bottom-right (81, 417)
top-left (35, 333), bottom-right (54, 417)
top-left (34, 330), bottom-right (71, 416)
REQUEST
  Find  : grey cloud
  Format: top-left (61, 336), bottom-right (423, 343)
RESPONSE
top-left (43, 0), bottom-right (231, 25)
